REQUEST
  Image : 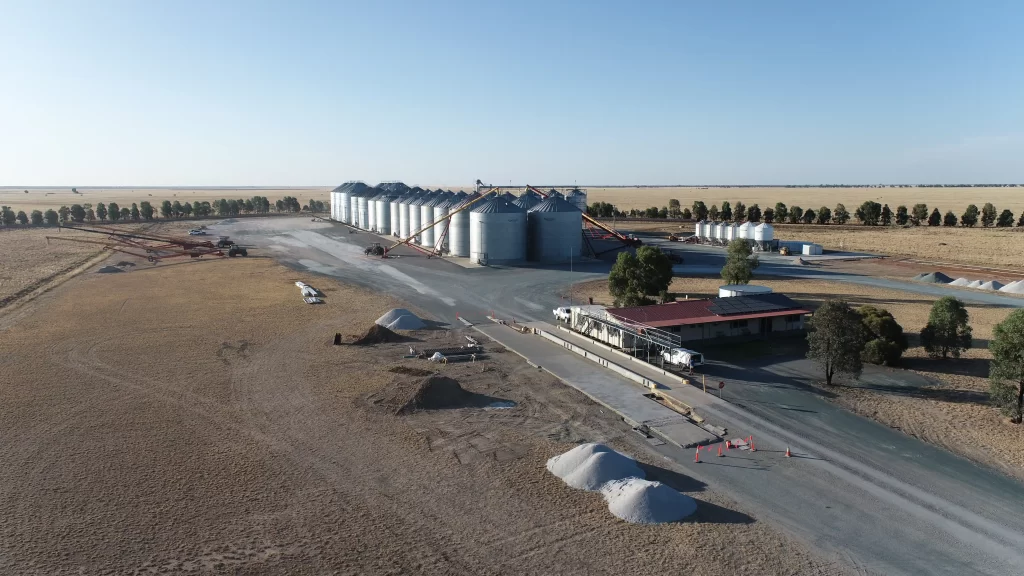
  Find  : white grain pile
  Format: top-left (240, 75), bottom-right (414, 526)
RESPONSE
top-left (375, 308), bottom-right (426, 331)
top-left (999, 280), bottom-right (1024, 294)
top-left (949, 278), bottom-right (971, 287)
top-left (601, 478), bottom-right (697, 524)
top-left (547, 443), bottom-right (644, 491)
top-left (979, 280), bottom-right (1004, 291)
top-left (966, 280), bottom-right (984, 289)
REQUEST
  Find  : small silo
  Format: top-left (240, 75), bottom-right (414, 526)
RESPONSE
top-left (336, 182), bottom-right (353, 223)
top-left (513, 190), bottom-right (542, 211)
top-left (350, 190), bottom-right (361, 228)
top-left (724, 222), bottom-right (737, 242)
top-left (566, 188), bottom-right (588, 213)
top-left (753, 222), bottom-right (774, 242)
top-left (694, 220), bottom-right (706, 240)
top-left (738, 221), bottom-right (754, 240)
top-left (527, 196), bottom-right (582, 263)
top-left (357, 188), bottom-right (375, 230)
top-left (709, 222), bottom-right (720, 242)
top-left (470, 196), bottom-right (527, 264)
top-left (449, 192), bottom-right (480, 257)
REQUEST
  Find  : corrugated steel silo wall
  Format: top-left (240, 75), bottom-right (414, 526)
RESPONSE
top-left (357, 197), bottom-right (369, 229)
top-left (389, 202), bottom-right (400, 236)
top-left (432, 206), bottom-right (450, 251)
top-left (377, 200), bottom-right (391, 235)
top-left (470, 211), bottom-right (527, 263)
top-left (399, 201), bottom-right (411, 238)
top-left (408, 202), bottom-right (422, 240)
top-left (449, 210), bottom-right (471, 257)
top-left (419, 204), bottom-right (434, 247)
top-left (368, 199), bottom-right (377, 231)
top-left (528, 210), bottom-right (582, 262)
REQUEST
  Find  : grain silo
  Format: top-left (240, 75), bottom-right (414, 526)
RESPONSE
top-left (397, 189), bottom-right (418, 239)
top-left (420, 192), bottom-right (451, 248)
top-left (367, 191), bottom-right (381, 231)
top-left (737, 221), bottom-right (754, 240)
top-left (566, 188), bottom-right (588, 212)
top-left (723, 222), bottom-right (737, 242)
top-left (357, 188), bottom-right (377, 230)
top-left (753, 222), bottom-right (775, 251)
top-left (350, 190), bottom-right (362, 228)
top-left (513, 190), bottom-right (542, 211)
top-left (407, 190), bottom-right (435, 241)
top-left (470, 196), bottom-right (527, 264)
top-left (449, 192), bottom-right (480, 257)
top-left (694, 221), bottom-right (706, 240)
top-left (433, 192), bottom-right (465, 252)
top-left (376, 192), bottom-right (399, 236)
top-left (527, 196), bottom-right (582, 263)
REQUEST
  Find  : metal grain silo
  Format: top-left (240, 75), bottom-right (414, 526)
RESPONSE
top-left (407, 191), bottom-right (435, 241)
top-left (753, 222), bottom-right (774, 242)
top-left (566, 188), bottom-right (588, 212)
top-left (350, 193), bottom-right (361, 227)
top-left (433, 192), bottom-right (464, 252)
top-left (397, 191), bottom-right (415, 239)
top-left (377, 193), bottom-right (398, 236)
top-left (527, 196), bottom-right (582, 263)
top-left (367, 191), bottom-right (381, 231)
top-left (356, 188), bottom-right (375, 230)
top-left (422, 192), bottom-right (453, 248)
top-left (724, 222), bottom-right (737, 241)
top-left (470, 196), bottom-right (527, 264)
top-left (712, 222), bottom-right (724, 241)
top-left (449, 192), bottom-right (480, 257)
top-left (738, 221), bottom-right (754, 240)
top-left (513, 191), bottom-right (542, 211)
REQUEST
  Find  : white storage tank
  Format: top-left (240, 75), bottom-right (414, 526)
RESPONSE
top-left (376, 194), bottom-right (395, 236)
top-left (719, 285), bottom-right (773, 298)
top-left (389, 196), bottom-right (401, 236)
top-left (470, 196), bottom-right (526, 264)
top-left (356, 190), bottom-right (373, 230)
top-left (694, 220), bottom-right (706, 239)
top-left (398, 191), bottom-right (416, 239)
top-left (802, 243), bottom-right (823, 256)
top-left (449, 192), bottom-right (480, 257)
top-left (753, 223), bottom-right (774, 242)
top-left (737, 221), bottom-right (754, 240)
top-left (407, 192), bottom-right (433, 241)
top-left (420, 193), bottom-right (448, 248)
top-left (712, 222), bottom-right (723, 241)
top-left (367, 192), bottom-right (380, 231)
top-left (350, 193), bottom-right (361, 228)
top-left (724, 223), bottom-right (737, 241)
top-left (527, 196), bottom-right (582, 263)
top-left (429, 192), bottom-right (457, 250)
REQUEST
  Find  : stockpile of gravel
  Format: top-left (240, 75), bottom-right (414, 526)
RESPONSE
top-left (601, 478), bottom-right (697, 524)
top-left (979, 280), bottom-right (1004, 291)
top-left (949, 278), bottom-right (971, 287)
top-left (376, 308), bottom-right (426, 331)
top-left (913, 272), bottom-right (952, 284)
top-left (547, 443), bottom-right (644, 491)
top-left (999, 280), bottom-right (1024, 294)
top-left (966, 280), bottom-right (984, 289)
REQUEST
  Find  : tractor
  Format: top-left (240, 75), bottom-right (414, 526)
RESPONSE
top-left (364, 243), bottom-right (386, 257)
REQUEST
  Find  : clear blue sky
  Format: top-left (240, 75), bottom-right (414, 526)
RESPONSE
top-left (1, 0), bottom-right (1021, 186)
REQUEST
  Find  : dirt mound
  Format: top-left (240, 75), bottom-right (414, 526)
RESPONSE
top-left (369, 375), bottom-right (476, 415)
top-left (913, 272), bottom-right (952, 284)
top-left (96, 266), bottom-right (124, 274)
top-left (351, 324), bottom-right (410, 345)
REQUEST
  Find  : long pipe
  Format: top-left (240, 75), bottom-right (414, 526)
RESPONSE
top-left (58, 224), bottom-right (216, 249)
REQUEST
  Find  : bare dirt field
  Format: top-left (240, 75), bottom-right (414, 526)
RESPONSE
top-left (0, 255), bottom-right (843, 574)
top-left (585, 186), bottom-right (1024, 215)
top-left (573, 276), bottom-right (1024, 478)
top-left (0, 187), bottom-right (330, 214)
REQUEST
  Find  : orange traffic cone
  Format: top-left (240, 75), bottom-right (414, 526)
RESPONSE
top-left (694, 448), bottom-right (700, 463)
top-left (725, 440), bottom-right (732, 449)
top-left (750, 438), bottom-right (756, 452)
top-left (717, 445), bottom-right (724, 457)
top-left (785, 446), bottom-right (792, 458)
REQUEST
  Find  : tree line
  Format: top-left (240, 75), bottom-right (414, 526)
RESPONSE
top-left (0, 196), bottom-right (326, 227)
top-left (588, 198), bottom-right (1024, 228)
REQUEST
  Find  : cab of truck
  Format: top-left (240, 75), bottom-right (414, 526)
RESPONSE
top-left (552, 307), bottom-right (571, 322)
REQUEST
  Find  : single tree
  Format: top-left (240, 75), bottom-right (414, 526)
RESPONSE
top-left (920, 296), bottom-right (972, 359)
top-left (658, 207), bottom-right (668, 219)
top-left (16, 211), bottom-right (28, 225)
top-left (57, 205), bottom-right (71, 223)
top-left (989, 309), bottom-right (1024, 423)
top-left (911, 203), bottom-right (928, 225)
top-left (996, 209), bottom-right (1014, 227)
top-left (691, 201), bottom-right (708, 221)
top-left (928, 208), bottom-right (941, 226)
top-left (895, 205), bottom-right (909, 225)
top-left (855, 201), bottom-right (882, 225)
top-left (140, 201), bottom-right (154, 220)
top-left (30, 210), bottom-right (44, 225)
top-left (85, 208), bottom-right (95, 221)
top-left (943, 210), bottom-right (957, 226)
top-left (44, 209), bottom-right (59, 226)
top-left (880, 204), bottom-right (892, 225)
top-left (130, 203), bottom-right (140, 221)
top-left (221, 199), bottom-right (233, 216)
top-left (816, 206), bottom-right (831, 224)
top-left (763, 208), bottom-right (775, 223)
top-left (981, 203), bottom-right (997, 227)
top-left (858, 305), bottom-right (908, 365)
top-left (960, 204), bottom-right (979, 227)
top-left (120, 207), bottom-right (130, 220)
top-left (182, 202), bottom-right (193, 217)
top-left (108, 202), bottom-right (121, 221)
top-left (747, 204), bottom-right (762, 222)
top-left (802, 208), bottom-right (816, 224)
top-left (96, 202), bottom-right (107, 221)
top-left (709, 204), bottom-right (720, 221)
top-left (192, 200), bottom-right (203, 217)
top-left (681, 207), bottom-right (692, 219)
top-left (668, 198), bottom-right (681, 216)
top-left (172, 200), bottom-right (183, 218)
top-left (720, 238), bottom-right (760, 285)
top-left (70, 204), bottom-right (86, 223)
top-left (734, 201), bottom-right (746, 222)
top-left (789, 206), bottom-right (803, 224)
top-left (720, 201), bottom-right (732, 221)
top-left (807, 300), bottom-right (867, 385)
top-left (1018, 212), bottom-right (1024, 227)
top-left (833, 203), bottom-right (850, 224)
top-left (0, 206), bottom-right (15, 226)
top-left (774, 202), bottom-right (788, 223)
top-left (608, 246), bottom-right (674, 307)
top-left (160, 200), bottom-right (173, 219)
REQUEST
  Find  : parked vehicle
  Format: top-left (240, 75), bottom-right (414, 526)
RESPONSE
top-left (552, 307), bottom-right (571, 322)
top-left (662, 347), bottom-right (704, 368)
top-left (188, 229), bottom-right (207, 235)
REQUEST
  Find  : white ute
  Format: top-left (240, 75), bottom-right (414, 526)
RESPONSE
top-left (663, 348), bottom-right (704, 369)
top-left (552, 307), bottom-right (571, 322)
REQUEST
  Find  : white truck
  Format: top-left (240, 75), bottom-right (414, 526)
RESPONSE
top-left (552, 307), bottom-right (571, 323)
top-left (662, 347), bottom-right (704, 369)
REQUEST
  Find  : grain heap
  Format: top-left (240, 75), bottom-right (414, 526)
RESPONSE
top-left (601, 478), bottom-right (698, 524)
top-left (546, 443), bottom-right (644, 491)
top-left (375, 308), bottom-right (426, 331)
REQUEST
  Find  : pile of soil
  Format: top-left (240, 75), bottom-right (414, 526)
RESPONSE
top-left (351, 324), bottom-right (410, 345)
top-left (369, 375), bottom-right (475, 415)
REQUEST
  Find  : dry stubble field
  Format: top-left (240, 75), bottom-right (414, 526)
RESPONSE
top-left (574, 276), bottom-right (1024, 479)
top-left (0, 255), bottom-right (844, 575)
top-left (0, 188), bottom-right (330, 214)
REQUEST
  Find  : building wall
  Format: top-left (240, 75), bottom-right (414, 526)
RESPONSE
top-left (665, 314), bottom-right (805, 342)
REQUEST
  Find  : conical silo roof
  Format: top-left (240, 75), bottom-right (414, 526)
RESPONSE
top-left (529, 196), bottom-right (580, 213)
top-left (513, 193), bottom-right (542, 210)
top-left (472, 196), bottom-right (524, 214)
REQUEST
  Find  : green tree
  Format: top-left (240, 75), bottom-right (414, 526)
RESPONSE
top-left (773, 202), bottom-right (788, 223)
top-left (763, 207), bottom-right (775, 223)
top-left (16, 211), bottom-right (28, 225)
top-left (747, 204), bottom-right (761, 222)
top-left (734, 201), bottom-right (746, 222)
top-left (70, 204), bottom-right (86, 223)
top-left (30, 210), bottom-right (44, 225)
top-left (720, 238), bottom-right (760, 285)
top-left (691, 201), bottom-right (708, 221)
top-left (807, 300), bottom-right (867, 385)
top-left (85, 208), bottom-right (95, 221)
top-left (960, 204), bottom-right (979, 227)
top-left (997, 209), bottom-right (1014, 227)
top-left (182, 202), bottom-right (193, 217)
top-left (681, 208), bottom-right (692, 219)
top-left (608, 246), bottom-right (674, 307)
top-left (108, 202), bottom-right (120, 221)
top-left (943, 210), bottom-right (957, 226)
top-left (217, 199), bottom-right (230, 216)
top-left (44, 209), bottom-right (59, 226)
top-left (160, 200), bottom-right (173, 219)
top-left (789, 206), bottom-right (803, 224)
top-left (895, 205), bottom-right (909, 225)
top-left (0, 206), bottom-right (15, 226)
top-left (172, 200), bottom-right (183, 217)
top-left (720, 201), bottom-right (732, 221)
top-left (96, 202), bottom-right (107, 221)
top-left (708, 204), bottom-right (720, 220)
top-left (140, 201), bottom-right (154, 220)
top-left (880, 204), bottom-right (892, 225)
top-left (858, 306), bottom-right (908, 365)
top-left (192, 200), bottom-right (203, 217)
top-left (57, 205), bottom-right (71, 224)
top-left (130, 203), bottom-right (140, 221)
top-left (816, 206), bottom-right (831, 224)
top-left (911, 203), bottom-right (928, 225)
top-left (668, 198), bottom-right (681, 216)
top-left (989, 309), bottom-right (1024, 423)
top-left (801, 208), bottom-right (816, 224)
top-left (920, 296), bottom-right (972, 359)
top-left (119, 207), bottom-right (130, 220)
top-left (981, 203), bottom-right (997, 227)
top-left (833, 203), bottom-right (850, 224)
top-left (855, 201), bottom-right (882, 225)
top-left (928, 208), bottom-right (941, 226)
